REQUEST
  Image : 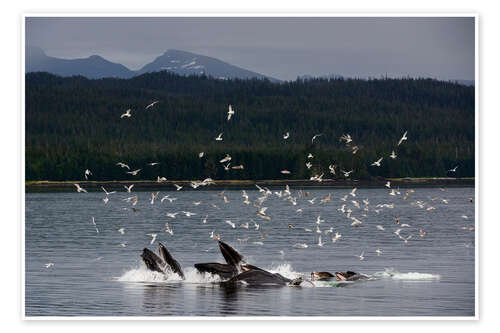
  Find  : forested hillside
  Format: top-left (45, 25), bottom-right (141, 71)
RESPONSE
top-left (25, 71), bottom-right (475, 181)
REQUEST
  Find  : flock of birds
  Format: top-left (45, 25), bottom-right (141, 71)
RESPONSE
top-left (44, 102), bottom-right (472, 269)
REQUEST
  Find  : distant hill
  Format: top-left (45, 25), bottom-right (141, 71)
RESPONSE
top-left (26, 46), bottom-right (136, 79)
top-left (25, 46), bottom-right (280, 82)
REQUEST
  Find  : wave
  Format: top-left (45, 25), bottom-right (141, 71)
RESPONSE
top-left (373, 268), bottom-right (440, 280)
top-left (118, 266), bottom-right (222, 283)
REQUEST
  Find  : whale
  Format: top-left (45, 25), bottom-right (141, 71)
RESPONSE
top-left (140, 242), bottom-right (184, 278)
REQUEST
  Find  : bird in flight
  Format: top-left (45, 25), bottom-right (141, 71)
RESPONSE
top-left (390, 150), bottom-right (397, 159)
top-left (84, 169), bottom-right (92, 180)
top-left (311, 133), bottom-right (323, 143)
top-left (120, 109), bottom-right (132, 118)
top-left (124, 184), bottom-right (134, 193)
top-left (45, 263), bottom-right (54, 268)
top-left (116, 162), bottom-right (130, 170)
top-left (283, 132), bottom-right (290, 140)
top-left (174, 184), bottom-right (183, 191)
top-left (448, 166), bottom-right (459, 173)
top-left (74, 183), bottom-right (87, 193)
top-left (215, 132), bottom-right (223, 141)
top-left (227, 105), bottom-right (235, 120)
top-left (101, 186), bottom-right (116, 195)
top-left (145, 101), bottom-right (159, 110)
top-left (148, 233), bottom-right (158, 244)
top-left (118, 228), bottom-right (125, 235)
top-left (148, 162), bottom-right (160, 166)
top-left (358, 251), bottom-right (365, 261)
top-left (398, 131), bottom-right (408, 146)
top-left (199, 152), bottom-right (204, 158)
top-left (371, 157), bottom-right (383, 167)
top-left (126, 169), bottom-right (141, 176)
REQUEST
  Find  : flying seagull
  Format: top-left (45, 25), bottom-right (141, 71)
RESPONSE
top-left (145, 101), bottom-right (159, 110)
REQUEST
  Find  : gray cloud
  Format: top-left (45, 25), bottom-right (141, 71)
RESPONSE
top-left (26, 16), bottom-right (475, 81)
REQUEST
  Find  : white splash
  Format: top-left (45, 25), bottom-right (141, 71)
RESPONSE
top-left (374, 268), bottom-right (440, 280)
top-left (118, 266), bottom-right (222, 283)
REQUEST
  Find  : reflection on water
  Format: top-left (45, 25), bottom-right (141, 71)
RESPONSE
top-left (26, 187), bottom-right (475, 316)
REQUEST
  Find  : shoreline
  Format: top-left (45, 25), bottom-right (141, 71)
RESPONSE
top-left (25, 177), bottom-right (475, 193)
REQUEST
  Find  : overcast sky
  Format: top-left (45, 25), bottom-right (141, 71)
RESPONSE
top-left (25, 16), bottom-right (475, 81)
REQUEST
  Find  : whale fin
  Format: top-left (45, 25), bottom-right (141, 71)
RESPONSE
top-left (218, 240), bottom-right (244, 267)
top-left (158, 242), bottom-right (185, 279)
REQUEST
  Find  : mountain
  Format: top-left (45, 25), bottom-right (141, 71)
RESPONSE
top-left (25, 46), bottom-right (280, 82)
top-left (137, 49), bottom-right (279, 82)
top-left (26, 45), bottom-right (135, 79)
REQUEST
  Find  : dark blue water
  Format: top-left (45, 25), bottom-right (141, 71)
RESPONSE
top-left (25, 186), bottom-right (475, 316)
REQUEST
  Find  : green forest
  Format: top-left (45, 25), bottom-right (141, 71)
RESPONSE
top-left (25, 71), bottom-right (475, 181)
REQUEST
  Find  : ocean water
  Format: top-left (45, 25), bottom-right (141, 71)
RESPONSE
top-left (25, 186), bottom-right (475, 317)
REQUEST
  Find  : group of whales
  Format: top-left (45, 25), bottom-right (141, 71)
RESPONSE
top-left (141, 240), bottom-right (368, 286)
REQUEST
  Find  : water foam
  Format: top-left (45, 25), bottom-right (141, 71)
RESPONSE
top-left (374, 268), bottom-right (440, 280)
top-left (118, 265), bottom-right (222, 283)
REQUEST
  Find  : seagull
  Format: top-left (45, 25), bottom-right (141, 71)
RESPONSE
top-left (448, 166), bottom-right (459, 173)
top-left (126, 169), bottom-right (141, 176)
top-left (305, 162), bottom-right (313, 169)
top-left (376, 248), bottom-right (382, 256)
top-left (358, 251), bottom-right (365, 261)
top-left (371, 157), bottom-right (383, 167)
top-left (376, 225), bottom-right (385, 231)
top-left (202, 215), bottom-right (208, 224)
top-left (165, 223), bottom-right (173, 235)
top-left (398, 131), bottom-right (408, 146)
top-left (240, 222), bottom-right (249, 229)
top-left (45, 263), bottom-right (54, 268)
top-left (116, 162), bottom-right (130, 170)
top-left (281, 170), bottom-right (291, 174)
top-left (316, 215), bottom-right (324, 225)
top-left (307, 153), bottom-right (314, 159)
top-left (91, 217), bottom-right (99, 233)
top-left (145, 101), bottom-right (159, 110)
top-left (120, 243), bottom-right (127, 248)
top-left (74, 183), bottom-right (87, 193)
top-left (149, 233), bottom-right (158, 244)
top-left (220, 154), bottom-right (232, 163)
top-left (227, 104), bottom-right (235, 120)
top-left (328, 164), bottom-right (337, 175)
top-left (124, 184), bottom-right (134, 193)
top-left (294, 243), bottom-right (308, 248)
top-left (341, 169), bottom-right (354, 177)
top-left (399, 234), bottom-right (412, 244)
top-left (317, 235), bottom-right (324, 247)
top-left (225, 220), bottom-right (236, 228)
top-left (232, 165), bottom-right (244, 170)
top-left (340, 134), bottom-right (353, 144)
top-left (311, 133), bottom-right (323, 143)
top-left (148, 162), bottom-right (160, 166)
top-left (174, 184), bottom-right (183, 191)
top-left (351, 146), bottom-right (359, 154)
top-left (385, 181), bottom-right (391, 188)
top-left (340, 195), bottom-right (348, 202)
top-left (390, 150), bottom-right (397, 159)
top-left (166, 212), bottom-right (179, 219)
top-left (150, 192), bottom-right (159, 204)
top-left (103, 197), bottom-right (109, 204)
top-left (118, 228), bottom-right (125, 235)
top-left (182, 211), bottom-right (196, 217)
top-left (283, 132), bottom-right (290, 140)
top-left (332, 232), bottom-right (342, 243)
top-left (199, 152), bottom-right (204, 158)
top-left (350, 188), bottom-right (357, 197)
top-left (157, 176), bottom-right (167, 183)
top-left (120, 109), bottom-right (131, 118)
top-left (84, 169), bottom-right (92, 180)
top-left (215, 132), bottom-right (223, 141)
top-left (101, 186), bottom-right (116, 195)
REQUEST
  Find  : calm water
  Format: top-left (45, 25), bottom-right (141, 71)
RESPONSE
top-left (25, 186), bottom-right (475, 317)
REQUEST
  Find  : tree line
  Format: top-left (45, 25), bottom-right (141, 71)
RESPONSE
top-left (25, 71), bottom-right (475, 181)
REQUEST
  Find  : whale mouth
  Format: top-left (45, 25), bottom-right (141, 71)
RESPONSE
top-left (335, 273), bottom-right (347, 281)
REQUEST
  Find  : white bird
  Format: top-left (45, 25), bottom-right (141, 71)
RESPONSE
top-left (328, 164), bottom-right (337, 175)
top-left (148, 162), bottom-right (160, 166)
top-left (157, 176), bottom-right (167, 183)
top-left (126, 169), bottom-right (141, 176)
top-left (220, 154), bottom-right (232, 163)
top-left (166, 212), bottom-right (179, 219)
top-left (350, 188), bottom-right (357, 197)
top-left (390, 150), bottom-right (397, 159)
top-left (145, 101), bottom-right (159, 110)
top-left (182, 211), bottom-right (196, 217)
top-left (281, 170), bottom-right (291, 174)
top-left (101, 186), bottom-right (116, 195)
top-left (351, 145), bottom-right (359, 154)
top-left (45, 263), bottom-right (54, 268)
top-left (340, 195), bottom-right (348, 202)
top-left (399, 234), bottom-right (412, 244)
top-left (84, 169), bottom-right (92, 180)
top-left (311, 133), bottom-right (323, 143)
top-left (317, 235), bottom-right (324, 247)
top-left (215, 132), bottom-right (223, 141)
top-left (294, 243), bottom-right (308, 248)
top-left (165, 222), bottom-right (173, 235)
top-left (103, 197), bottom-right (109, 204)
top-left (74, 183), bottom-right (87, 193)
top-left (316, 215), bottom-right (324, 225)
top-left (149, 233), bottom-right (157, 244)
top-left (202, 215), bottom-right (208, 224)
top-left (307, 153), bottom-right (314, 159)
top-left (199, 152), bottom-right (204, 158)
top-left (371, 157), bottom-right (383, 167)
top-left (225, 220), bottom-right (236, 228)
top-left (116, 162), bottom-right (130, 169)
top-left (332, 232), bottom-right (342, 243)
top-left (398, 131), bottom-right (408, 146)
top-left (227, 104), bottom-right (235, 120)
top-left (240, 222), bottom-right (249, 229)
top-left (448, 166), bottom-right (459, 173)
top-left (124, 184), bottom-right (134, 193)
top-left (385, 181), bottom-right (391, 188)
top-left (340, 134), bottom-right (353, 144)
top-left (120, 109), bottom-right (132, 118)
top-left (376, 248), bottom-right (382, 256)
top-left (358, 251), bottom-right (365, 261)
top-left (118, 228), bottom-right (125, 235)
top-left (341, 169), bottom-right (354, 177)
top-left (283, 132), bottom-right (290, 140)
top-left (351, 218), bottom-right (362, 227)
top-left (305, 162), bottom-right (312, 169)
top-left (376, 225), bottom-right (385, 231)
top-left (254, 221), bottom-right (260, 230)
top-left (91, 217), bottom-right (99, 233)
top-left (174, 184), bottom-right (183, 191)
top-left (150, 192), bottom-right (159, 204)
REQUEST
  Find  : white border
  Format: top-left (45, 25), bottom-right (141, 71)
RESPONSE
top-left (20, 13), bottom-right (478, 321)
